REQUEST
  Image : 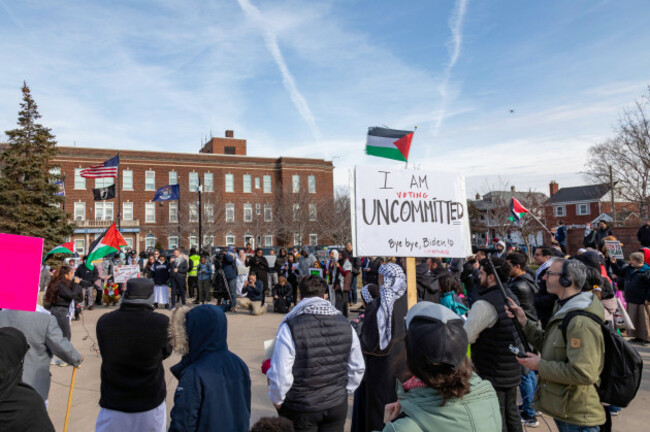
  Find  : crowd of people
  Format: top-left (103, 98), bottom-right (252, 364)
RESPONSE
top-left (1, 230), bottom-right (648, 432)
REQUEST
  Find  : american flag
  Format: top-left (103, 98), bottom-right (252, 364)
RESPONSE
top-left (80, 155), bottom-right (119, 178)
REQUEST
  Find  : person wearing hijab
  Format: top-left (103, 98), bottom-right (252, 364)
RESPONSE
top-left (0, 327), bottom-right (55, 431)
top-left (169, 305), bottom-right (251, 431)
top-left (352, 263), bottom-right (410, 432)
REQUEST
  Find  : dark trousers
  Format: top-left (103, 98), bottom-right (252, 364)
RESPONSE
top-left (495, 386), bottom-right (522, 432)
top-left (348, 275), bottom-right (358, 304)
top-left (334, 290), bottom-right (349, 317)
top-left (188, 276), bottom-right (198, 297)
top-left (279, 399), bottom-right (347, 432)
top-left (197, 279), bottom-right (211, 303)
top-left (227, 278), bottom-right (237, 304)
top-left (171, 278), bottom-right (186, 307)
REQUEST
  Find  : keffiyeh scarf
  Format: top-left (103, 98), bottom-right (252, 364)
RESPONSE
top-left (377, 263), bottom-right (407, 350)
top-left (361, 285), bottom-right (374, 305)
top-left (281, 296), bottom-right (340, 325)
top-left (535, 259), bottom-right (553, 281)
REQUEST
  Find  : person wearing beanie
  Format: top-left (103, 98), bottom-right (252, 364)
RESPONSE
top-left (95, 278), bottom-right (172, 432)
top-left (381, 302), bottom-right (501, 432)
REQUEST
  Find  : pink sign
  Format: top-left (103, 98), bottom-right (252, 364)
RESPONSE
top-left (0, 233), bottom-right (44, 312)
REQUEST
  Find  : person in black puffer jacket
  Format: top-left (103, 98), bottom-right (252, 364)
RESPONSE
top-left (506, 253), bottom-right (538, 323)
top-left (44, 265), bottom-right (83, 340)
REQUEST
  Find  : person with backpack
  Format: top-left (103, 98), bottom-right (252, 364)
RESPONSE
top-left (506, 258), bottom-right (606, 431)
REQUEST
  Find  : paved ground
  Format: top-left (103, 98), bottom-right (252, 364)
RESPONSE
top-left (47, 299), bottom-right (650, 432)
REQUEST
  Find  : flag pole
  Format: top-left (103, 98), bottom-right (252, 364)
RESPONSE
top-left (527, 212), bottom-right (553, 236)
top-left (117, 151), bottom-right (121, 232)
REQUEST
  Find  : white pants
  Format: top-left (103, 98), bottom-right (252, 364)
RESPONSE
top-left (96, 401), bottom-right (166, 432)
top-left (236, 275), bottom-right (248, 297)
top-left (153, 284), bottom-right (169, 305)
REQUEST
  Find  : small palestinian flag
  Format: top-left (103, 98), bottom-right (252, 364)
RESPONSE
top-left (365, 127), bottom-right (414, 162)
top-left (86, 222), bottom-right (128, 269)
top-left (509, 198), bottom-right (529, 222)
top-left (43, 242), bottom-right (75, 262)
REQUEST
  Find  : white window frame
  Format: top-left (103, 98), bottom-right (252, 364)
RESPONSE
top-left (123, 202), bottom-right (133, 221)
top-left (205, 203), bottom-right (214, 223)
top-left (189, 202), bottom-right (199, 223)
top-left (189, 172), bottom-right (199, 192)
top-left (264, 204), bottom-right (273, 222)
top-left (243, 174), bottom-right (252, 193)
top-left (74, 239), bottom-right (85, 255)
top-left (204, 173), bottom-right (213, 192)
top-left (122, 170), bottom-right (133, 190)
top-left (226, 203), bottom-right (235, 222)
top-left (190, 234), bottom-right (198, 250)
top-left (244, 232), bottom-right (254, 248)
top-left (554, 205), bottom-right (566, 217)
top-left (74, 202), bottom-right (85, 221)
top-left (169, 202), bottom-right (178, 223)
top-left (168, 235), bottom-right (179, 249)
top-left (145, 202), bottom-right (156, 223)
top-left (308, 203), bottom-right (317, 221)
top-left (293, 233), bottom-right (301, 246)
top-left (292, 175), bottom-right (300, 193)
top-left (309, 233), bottom-right (318, 246)
top-left (264, 234), bottom-right (274, 247)
top-left (74, 168), bottom-right (86, 190)
top-left (94, 202), bottom-right (114, 220)
top-left (169, 171), bottom-right (178, 185)
top-left (145, 233), bottom-right (156, 250)
top-left (308, 175), bottom-right (316, 194)
top-left (226, 232), bottom-right (235, 246)
top-left (225, 174), bottom-right (234, 193)
top-left (263, 175), bottom-right (272, 194)
top-left (243, 203), bottom-right (253, 222)
top-left (254, 177), bottom-right (260, 189)
top-left (95, 177), bottom-right (114, 189)
top-left (124, 237), bottom-right (134, 250)
top-left (145, 170), bottom-right (156, 191)
top-left (576, 203), bottom-right (590, 216)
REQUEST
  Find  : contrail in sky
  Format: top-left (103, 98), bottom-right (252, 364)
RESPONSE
top-left (433, 0), bottom-right (468, 136)
top-left (0, 0), bottom-right (24, 28)
top-left (236, 0), bottom-right (321, 140)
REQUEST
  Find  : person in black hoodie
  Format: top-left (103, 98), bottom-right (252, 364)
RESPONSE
top-left (638, 219), bottom-right (650, 248)
top-left (594, 220), bottom-right (613, 250)
top-left (0, 327), bottom-right (55, 432)
top-left (532, 246), bottom-right (557, 329)
top-left (75, 256), bottom-right (99, 311)
top-left (95, 278), bottom-right (172, 431)
top-left (44, 265), bottom-right (83, 340)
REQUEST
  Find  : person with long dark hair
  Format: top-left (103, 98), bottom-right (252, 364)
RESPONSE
top-left (44, 265), bottom-right (83, 340)
top-left (248, 248), bottom-right (270, 298)
top-left (282, 254), bottom-right (300, 306)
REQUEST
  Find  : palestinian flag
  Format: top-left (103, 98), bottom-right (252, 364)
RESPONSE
top-left (86, 223), bottom-right (128, 269)
top-left (365, 127), bottom-right (414, 162)
top-left (43, 242), bottom-right (75, 262)
top-left (509, 198), bottom-right (529, 222)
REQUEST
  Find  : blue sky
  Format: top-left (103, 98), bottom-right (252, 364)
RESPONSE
top-left (1, 0), bottom-right (649, 197)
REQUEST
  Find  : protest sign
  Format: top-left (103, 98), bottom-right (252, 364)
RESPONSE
top-left (352, 166), bottom-right (472, 258)
top-left (604, 240), bottom-right (624, 260)
top-left (0, 233), bottom-right (44, 311)
top-left (113, 265), bottom-right (141, 283)
top-left (309, 268), bottom-right (323, 277)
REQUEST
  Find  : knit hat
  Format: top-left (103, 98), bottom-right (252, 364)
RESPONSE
top-left (124, 278), bottom-right (154, 300)
top-left (405, 301), bottom-right (468, 369)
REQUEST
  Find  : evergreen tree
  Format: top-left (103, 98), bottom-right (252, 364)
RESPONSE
top-left (0, 82), bottom-right (74, 252)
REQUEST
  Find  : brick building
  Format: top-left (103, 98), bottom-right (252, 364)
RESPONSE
top-left (52, 131), bottom-right (334, 254)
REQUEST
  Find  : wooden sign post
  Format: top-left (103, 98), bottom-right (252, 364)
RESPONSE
top-left (406, 257), bottom-right (417, 308)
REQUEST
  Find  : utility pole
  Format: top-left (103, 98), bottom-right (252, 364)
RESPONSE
top-left (609, 165), bottom-right (617, 226)
top-left (197, 179), bottom-right (203, 255)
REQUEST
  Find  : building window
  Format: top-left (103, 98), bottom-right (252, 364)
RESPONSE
top-left (264, 204), bottom-right (273, 222)
top-left (168, 235), bottom-right (179, 249)
top-left (145, 202), bottom-right (156, 223)
top-left (122, 170), bottom-right (133, 190)
top-left (308, 204), bottom-right (317, 221)
top-left (293, 204), bottom-right (300, 221)
top-left (255, 203), bottom-right (261, 215)
top-left (145, 233), bottom-right (156, 250)
top-left (169, 171), bottom-right (177, 185)
top-left (189, 172), bottom-right (199, 192)
top-left (123, 202), bottom-right (133, 221)
top-left (74, 239), bottom-right (85, 254)
top-left (189, 235), bottom-right (198, 251)
top-left (243, 203), bottom-right (253, 222)
top-left (292, 175), bottom-right (300, 193)
top-left (189, 202), bottom-right (199, 223)
top-left (244, 232), bottom-right (254, 248)
top-left (145, 171), bottom-right (155, 191)
top-left (226, 203), bottom-right (235, 222)
top-left (169, 202), bottom-right (178, 223)
top-left (263, 175), bottom-right (272, 193)
top-left (224, 146), bottom-right (236, 155)
top-left (74, 202), bottom-right (85, 221)
top-left (125, 238), bottom-right (134, 249)
top-left (205, 203), bottom-right (214, 223)
top-left (95, 177), bottom-right (114, 189)
top-left (293, 233), bottom-right (301, 246)
top-left (243, 174), bottom-right (252, 193)
top-left (554, 205), bottom-right (565, 217)
top-left (204, 235), bottom-right (214, 248)
top-left (74, 168), bottom-right (86, 189)
top-left (225, 174), bottom-right (234, 192)
top-left (255, 177), bottom-right (260, 189)
top-left (577, 203), bottom-right (590, 216)
top-left (226, 232), bottom-right (235, 246)
top-left (204, 173), bottom-right (213, 192)
top-left (95, 202), bottom-right (113, 220)
top-left (308, 175), bottom-right (316, 193)
top-left (264, 234), bottom-right (273, 247)
top-left (309, 234), bottom-right (318, 246)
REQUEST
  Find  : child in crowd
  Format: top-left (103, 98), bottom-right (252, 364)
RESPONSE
top-left (438, 273), bottom-right (468, 317)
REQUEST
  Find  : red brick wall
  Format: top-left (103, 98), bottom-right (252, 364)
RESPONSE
top-left (565, 227), bottom-right (642, 257)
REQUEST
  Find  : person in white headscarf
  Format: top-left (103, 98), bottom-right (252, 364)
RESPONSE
top-left (353, 262), bottom-right (410, 432)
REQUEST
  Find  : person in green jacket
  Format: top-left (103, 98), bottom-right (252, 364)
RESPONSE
top-left (380, 302), bottom-right (501, 432)
top-left (507, 258), bottom-right (605, 431)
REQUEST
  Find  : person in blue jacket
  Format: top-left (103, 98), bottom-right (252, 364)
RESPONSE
top-left (168, 305), bottom-right (251, 431)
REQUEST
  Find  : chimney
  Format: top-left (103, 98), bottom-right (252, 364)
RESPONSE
top-left (475, 193), bottom-right (480, 200)
top-left (549, 181), bottom-right (559, 197)
top-left (510, 186), bottom-right (515, 192)
top-left (225, 130), bottom-right (234, 138)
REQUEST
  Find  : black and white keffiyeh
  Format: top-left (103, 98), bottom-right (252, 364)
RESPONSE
top-left (377, 263), bottom-right (407, 350)
top-left (361, 285), bottom-right (374, 305)
top-left (281, 296), bottom-right (340, 325)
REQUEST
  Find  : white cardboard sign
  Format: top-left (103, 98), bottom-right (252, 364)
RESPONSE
top-left (113, 265), bottom-right (141, 283)
top-left (352, 166), bottom-right (472, 258)
top-left (604, 240), bottom-right (624, 260)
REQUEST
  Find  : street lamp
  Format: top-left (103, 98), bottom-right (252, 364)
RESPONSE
top-left (197, 179), bottom-right (203, 255)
